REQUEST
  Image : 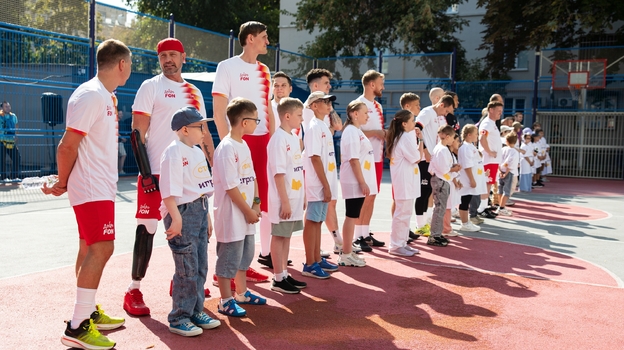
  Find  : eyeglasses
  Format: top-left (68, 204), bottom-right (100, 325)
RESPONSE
top-left (243, 117), bottom-right (261, 125)
top-left (315, 99), bottom-right (332, 105)
top-left (186, 124), bottom-right (204, 132)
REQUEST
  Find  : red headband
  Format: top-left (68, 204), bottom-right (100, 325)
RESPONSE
top-left (157, 38), bottom-right (184, 54)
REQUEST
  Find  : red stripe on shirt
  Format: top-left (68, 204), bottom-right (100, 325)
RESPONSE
top-left (373, 100), bottom-right (384, 128)
top-left (257, 62), bottom-right (271, 122)
top-left (66, 127), bottom-right (87, 136)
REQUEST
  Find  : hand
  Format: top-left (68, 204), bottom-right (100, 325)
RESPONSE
top-left (424, 149), bottom-right (431, 162)
top-left (485, 169), bottom-right (490, 177)
top-left (470, 179), bottom-right (477, 188)
top-left (322, 186), bottom-right (331, 203)
top-left (415, 129), bottom-right (423, 139)
top-left (42, 180), bottom-right (67, 197)
top-left (207, 221), bottom-right (213, 239)
top-left (360, 182), bottom-right (370, 197)
top-left (244, 208), bottom-right (261, 224)
top-left (141, 175), bottom-right (160, 193)
top-left (451, 164), bottom-right (462, 172)
top-left (455, 180), bottom-right (463, 190)
top-left (280, 201), bottom-right (292, 220)
top-left (165, 220), bottom-right (182, 240)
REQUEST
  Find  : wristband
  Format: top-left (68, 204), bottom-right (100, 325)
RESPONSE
top-left (253, 196), bottom-right (261, 205)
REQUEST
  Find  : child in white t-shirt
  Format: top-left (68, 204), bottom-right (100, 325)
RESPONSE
top-left (443, 134), bottom-right (462, 236)
top-left (338, 100), bottom-right (378, 267)
top-left (267, 98), bottom-right (308, 294)
top-left (213, 98), bottom-right (266, 318)
top-left (497, 133), bottom-right (520, 216)
top-left (457, 124), bottom-right (486, 232)
top-left (386, 110), bottom-right (423, 256)
top-left (160, 107), bottom-right (221, 335)
top-left (519, 132), bottom-right (535, 192)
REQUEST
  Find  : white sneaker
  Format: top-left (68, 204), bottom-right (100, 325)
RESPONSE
top-left (506, 200), bottom-right (515, 206)
top-left (338, 252), bottom-right (366, 267)
top-left (445, 231), bottom-right (461, 237)
top-left (389, 246), bottom-right (416, 257)
top-left (460, 222), bottom-right (481, 232)
top-left (320, 249), bottom-right (331, 258)
top-left (333, 244), bottom-right (343, 254)
top-left (497, 208), bottom-right (513, 216)
top-left (451, 208), bottom-right (460, 218)
top-left (404, 245), bottom-right (420, 254)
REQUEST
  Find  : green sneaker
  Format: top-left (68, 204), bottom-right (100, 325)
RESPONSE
top-left (61, 318), bottom-right (116, 350)
top-left (416, 224), bottom-right (431, 237)
top-left (91, 304), bottom-right (125, 331)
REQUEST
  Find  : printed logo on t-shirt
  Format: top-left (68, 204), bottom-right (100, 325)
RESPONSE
top-left (106, 105), bottom-right (113, 117)
top-left (139, 204), bottom-right (150, 215)
top-left (102, 222), bottom-right (114, 235)
top-left (286, 144), bottom-right (291, 152)
top-left (164, 89), bottom-right (176, 98)
top-left (241, 192), bottom-right (247, 201)
top-left (328, 162), bottom-right (336, 172)
top-left (182, 157), bottom-right (189, 167)
top-left (292, 179), bottom-right (302, 190)
top-left (414, 167), bottom-right (419, 175)
top-left (240, 72), bottom-right (250, 81)
top-left (199, 179), bottom-right (213, 189)
top-left (293, 154), bottom-right (303, 165)
top-left (194, 164), bottom-right (211, 178)
top-left (477, 168), bottom-right (483, 175)
top-left (364, 160), bottom-right (371, 170)
top-left (240, 157), bottom-right (253, 175)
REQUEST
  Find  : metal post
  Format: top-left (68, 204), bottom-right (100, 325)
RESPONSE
top-left (313, 59), bottom-right (318, 69)
top-left (169, 13), bottom-right (175, 38)
top-left (275, 43), bottom-right (280, 72)
top-left (531, 50), bottom-right (541, 126)
top-left (451, 47), bottom-right (457, 92)
top-left (88, 0), bottom-right (96, 79)
top-left (377, 50), bottom-right (383, 73)
top-left (228, 30), bottom-right (234, 58)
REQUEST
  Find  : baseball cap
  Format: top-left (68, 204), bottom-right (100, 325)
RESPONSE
top-left (500, 125), bottom-right (513, 133)
top-left (304, 91), bottom-right (336, 108)
top-left (157, 38), bottom-right (185, 54)
top-left (171, 107), bottom-right (212, 131)
top-left (522, 127), bottom-right (533, 135)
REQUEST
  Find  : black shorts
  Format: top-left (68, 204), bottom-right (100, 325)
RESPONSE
top-left (345, 197), bottom-right (365, 218)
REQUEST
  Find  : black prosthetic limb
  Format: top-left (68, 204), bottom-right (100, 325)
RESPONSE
top-left (131, 224), bottom-right (154, 281)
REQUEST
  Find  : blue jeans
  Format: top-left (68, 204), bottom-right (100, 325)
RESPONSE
top-left (164, 196), bottom-right (209, 325)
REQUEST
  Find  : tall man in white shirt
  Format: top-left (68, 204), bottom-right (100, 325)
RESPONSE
top-left (354, 70), bottom-right (386, 249)
top-left (212, 21), bottom-right (275, 283)
top-left (478, 101), bottom-right (504, 215)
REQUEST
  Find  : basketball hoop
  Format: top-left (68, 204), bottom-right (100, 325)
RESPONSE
top-left (552, 59), bottom-right (606, 109)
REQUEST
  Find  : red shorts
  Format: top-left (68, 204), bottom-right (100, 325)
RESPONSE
top-left (73, 201), bottom-right (115, 246)
top-left (375, 161), bottom-right (383, 192)
top-left (484, 163), bottom-right (499, 185)
top-left (243, 133), bottom-right (270, 212)
top-left (135, 174), bottom-right (162, 220)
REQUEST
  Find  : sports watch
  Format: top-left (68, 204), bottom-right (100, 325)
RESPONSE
top-left (253, 197), bottom-right (261, 205)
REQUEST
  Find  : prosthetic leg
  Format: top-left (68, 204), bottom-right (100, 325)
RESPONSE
top-left (132, 224), bottom-right (154, 281)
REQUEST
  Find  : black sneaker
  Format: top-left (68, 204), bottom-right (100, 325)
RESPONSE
top-left (271, 278), bottom-right (300, 294)
top-left (409, 230), bottom-right (420, 240)
top-left (486, 208), bottom-right (499, 216)
top-left (536, 180), bottom-right (545, 187)
top-left (364, 233), bottom-right (385, 247)
top-left (354, 237), bottom-right (373, 252)
top-left (439, 235), bottom-right (450, 245)
top-left (479, 210), bottom-right (497, 219)
top-left (286, 275), bottom-right (307, 289)
top-left (257, 253), bottom-right (273, 269)
top-left (427, 236), bottom-right (448, 247)
top-left (407, 238), bottom-right (414, 244)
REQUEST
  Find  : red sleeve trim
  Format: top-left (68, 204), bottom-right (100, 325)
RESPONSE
top-left (66, 127), bottom-right (87, 136)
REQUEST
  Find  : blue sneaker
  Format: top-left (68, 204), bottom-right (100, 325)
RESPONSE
top-left (169, 321), bottom-right (203, 337)
top-left (218, 299), bottom-right (247, 317)
top-left (235, 290), bottom-right (267, 305)
top-left (191, 312), bottom-right (221, 329)
top-left (318, 258), bottom-right (339, 272)
top-left (301, 262), bottom-right (330, 279)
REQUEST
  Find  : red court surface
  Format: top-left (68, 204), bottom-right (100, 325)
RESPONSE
top-left (494, 198), bottom-right (609, 221)
top-left (530, 177), bottom-right (624, 197)
top-left (2, 233), bottom-right (623, 349)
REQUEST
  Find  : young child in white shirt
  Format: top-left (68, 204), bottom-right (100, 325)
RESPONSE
top-left (443, 134), bottom-right (462, 236)
top-left (267, 98), bottom-right (308, 294)
top-left (519, 132), bottom-right (535, 192)
top-left (497, 133), bottom-right (520, 216)
top-left (160, 107), bottom-right (221, 336)
top-left (386, 110), bottom-right (423, 256)
top-left (338, 100), bottom-right (378, 267)
top-left (457, 124), bottom-right (487, 231)
top-left (213, 98), bottom-right (266, 318)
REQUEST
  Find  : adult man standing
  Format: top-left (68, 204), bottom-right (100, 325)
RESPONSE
top-left (123, 38), bottom-right (214, 317)
top-left (443, 91), bottom-right (461, 136)
top-left (270, 71), bottom-right (293, 129)
top-left (44, 39), bottom-right (131, 350)
top-left (478, 101), bottom-right (504, 215)
top-left (354, 70), bottom-right (386, 250)
top-left (0, 101), bottom-right (21, 180)
top-left (212, 21), bottom-right (274, 283)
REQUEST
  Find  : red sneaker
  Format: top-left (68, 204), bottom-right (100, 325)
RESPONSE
top-left (246, 267), bottom-right (269, 282)
top-left (212, 274), bottom-right (236, 292)
top-left (169, 280), bottom-right (211, 297)
top-left (123, 289), bottom-right (150, 316)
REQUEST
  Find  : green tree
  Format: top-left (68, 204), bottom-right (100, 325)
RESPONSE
top-left (477, 0), bottom-right (624, 78)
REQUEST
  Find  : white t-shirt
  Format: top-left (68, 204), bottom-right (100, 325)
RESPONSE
top-left (457, 142), bottom-right (487, 196)
top-left (339, 124), bottom-right (378, 199)
top-left (132, 74), bottom-right (206, 174)
top-left (479, 117), bottom-right (502, 165)
top-left (416, 106), bottom-right (446, 161)
top-left (429, 143), bottom-right (454, 184)
top-left (271, 99), bottom-right (280, 130)
top-left (356, 95), bottom-right (385, 162)
top-left (213, 136), bottom-right (256, 243)
top-left (519, 142), bottom-right (534, 174)
top-left (212, 56), bottom-right (272, 136)
top-left (65, 77), bottom-right (118, 206)
top-left (500, 146), bottom-right (520, 176)
top-left (303, 117), bottom-right (338, 201)
top-left (389, 130), bottom-right (421, 200)
top-left (447, 152), bottom-right (461, 209)
top-left (302, 108), bottom-right (330, 133)
top-left (267, 128), bottom-right (305, 223)
top-left (159, 141), bottom-right (213, 218)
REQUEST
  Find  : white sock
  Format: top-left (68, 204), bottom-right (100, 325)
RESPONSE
top-left (221, 296), bottom-right (233, 304)
top-left (426, 209), bottom-right (433, 223)
top-left (128, 280), bottom-right (140, 292)
top-left (259, 212), bottom-right (271, 256)
top-left (274, 273), bottom-right (284, 282)
top-left (354, 225), bottom-right (363, 242)
top-left (282, 271), bottom-right (289, 280)
top-left (331, 229), bottom-right (343, 246)
top-left (479, 199), bottom-right (488, 212)
top-left (362, 225), bottom-right (370, 238)
top-left (415, 215), bottom-right (425, 228)
top-left (71, 287), bottom-right (97, 329)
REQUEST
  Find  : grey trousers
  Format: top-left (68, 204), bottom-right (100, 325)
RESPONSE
top-left (431, 175), bottom-right (450, 237)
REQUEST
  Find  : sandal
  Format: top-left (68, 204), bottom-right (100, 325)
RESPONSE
top-left (235, 290), bottom-right (267, 305)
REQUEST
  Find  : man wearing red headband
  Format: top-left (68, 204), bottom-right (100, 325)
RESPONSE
top-left (123, 38), bottom-right (214, 317)
top-left (211, 21), bottom-right (274, 286)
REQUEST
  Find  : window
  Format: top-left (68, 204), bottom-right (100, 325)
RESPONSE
top-left (446, 4), bottom-right (459, 14)
top-left (512, 51), bottom-right (529, 71)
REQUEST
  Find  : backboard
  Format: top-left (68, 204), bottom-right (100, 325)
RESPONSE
top-left (552, 59), bottom-right (607, 90)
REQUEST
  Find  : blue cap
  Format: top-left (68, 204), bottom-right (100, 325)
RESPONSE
top-left (171, 107), bottom-right (211, 131)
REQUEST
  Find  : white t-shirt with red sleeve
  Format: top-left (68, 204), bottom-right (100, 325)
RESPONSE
top-left (158, 141), bottom-right (214, 219)
top-left (356, 95), bottom-right (385, 163)
top-left (132, 74), bottom-right (206, 175)
top-left (303, 117), bottom-right (338, 202)
top-left (212, 56), bottom-right (271, 136)
top-left (389, 130), bottom-right (421, 200)
top-left (339, 124), bottom-right (378, 199)
top-left (65, 77), bottom-right (118, 206)
top-left (478, 117), bottom-right (502, 165)
top-left (416, 106), bottom-right (446, 161)
top-left (213, 136), bottom-right (256, 243)
top-left (267, 128), bottom-right (305, 223)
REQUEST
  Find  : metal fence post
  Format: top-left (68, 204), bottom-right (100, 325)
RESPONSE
top-left (532, 50), bottom-right (541, 125)
top-left (313, 59), bottom-right (318, 69)
top-left (451, 47), bottom-right (457, 92)
top-left (275, 43), bottom-right (280, 72)
top-left (229, 30), bottom-right (234, 58)
top-left (378, 50), bottom-right (383, 73)
top-left (88, 0), bottom-right (96, 79)
top-left (169, 13), bottom-right (175, 38)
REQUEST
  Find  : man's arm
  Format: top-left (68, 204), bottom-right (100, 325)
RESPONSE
top-left (267, 104), bottom-right (275, 136)
top-left (362, 129), bottom-right (385, 140)
top-left (213, 95), bottom-right (229, 140)
top-left (131, 113), bottom-right (150, 143)
top-left (479, 133), bottom-right (495, 158)
top-left (202, 131), bottom-right (215, 166)
top-left (42, 130), bottom-right (82, 196)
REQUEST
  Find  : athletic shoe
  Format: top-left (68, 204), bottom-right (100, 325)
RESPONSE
top-left (124, 289), bottom-right (150, 316)
top-left (286, 275), bottom-right (307, 289)
top-left (408, 230), bottom-right (420, 240)
top-left (333, 243), bottom-right (343, 254)
top-left (536, 180), bottom-right (545, 187)
top-left (478, 210), bottom-right (497, 219)
top-left (389, 246), bottom-right (416, 257)
top-left (61, 319), bottom-right (116, 350)
top-left (338, 252), bottom-right (366, 267)
top-left (318, 257), bottom-right (339, 272)
top-left (364, 233), bottom-right (385, 247)
top-left (351, 242), bottom-right (362, 253)
top-left (320, 249), bottom-right (331, 258)
top-left (497, 208), bottom-right (513, 216)
top-left (218, 299), bottom-right (246, 317)
top-left (91, 305), bottom-right (125, 331)
top-left (301, 262), bottom-right (330, 279)
top-left (235, 290), bottom-right (267, 305)
top-left (257, 253), bottom-right (273, 268)
top-left (271, 278), bottom-right (300, 294)
top-left (444, 231), bottom-right (461, 237)
top-left (354, 237), bottom-right (373, 252)
top-left (416, 224), bottom-right (431, 237)
top-left (246, 267), bottom-right (269, 282)
top-left (404, 245), bottom-right (420, 254)
top-left (169, 321), bottom-right (203, 337)
top-left (169, 281), bottom-right (210, 298)
top-left (212, 274), bottom-right (236, 292)
top-left (506, 200), bottom-right (515, 206)
top-left (190, 312), bottom-right (221, 329)
top-left (451, 208), bottom-right (460, 218)
top-left (470, 216), bottom-right (484, 225)
top-left (460, 222), bottom-right (481, 232)
top-left (427, 236), bottom-right (448, 247)
top-left (533, 182), bottom-right (544, 188)
top-left (440, 235), bottom-right (450, 245)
